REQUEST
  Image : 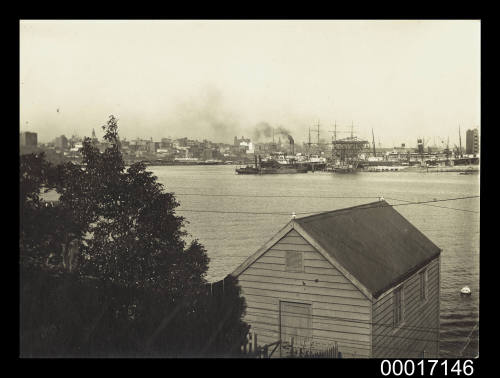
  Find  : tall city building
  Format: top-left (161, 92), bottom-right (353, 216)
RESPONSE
top-left (417, 139), bottom-right (424, 154)
top-left (91, 128), bottom-right (99, 143)
top-left (20, 131), bottom-right (38, 147)
top-left (466, 128), bottom-right (479, 155)
top-left (54, 135), bottom-right (69, 150)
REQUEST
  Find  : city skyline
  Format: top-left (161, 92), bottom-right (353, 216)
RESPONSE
top-left (20, 20), bottom-right (480, 147)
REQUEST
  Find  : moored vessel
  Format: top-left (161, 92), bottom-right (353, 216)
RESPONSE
top-left (236, 154), bottom-right (309, 174)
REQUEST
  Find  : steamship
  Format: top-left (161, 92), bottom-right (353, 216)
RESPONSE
top-left (236, 134), bottom-right (308, 174)
top-left (236, 154), bottom-right (308, 174)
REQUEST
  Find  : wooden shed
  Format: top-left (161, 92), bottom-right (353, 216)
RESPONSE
top-left (231, 200), bottom-right (441, 358)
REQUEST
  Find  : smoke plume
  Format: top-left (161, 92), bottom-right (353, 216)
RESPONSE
top-left (170, 86), bottom-right (241, 142)
top-left (252, 122), bottom-right (292, 142)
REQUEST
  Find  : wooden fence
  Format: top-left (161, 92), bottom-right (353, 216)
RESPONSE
top-left (239, 331), bottom-right (281, 358)
top-left (240, 332), bottom-right (341, 359)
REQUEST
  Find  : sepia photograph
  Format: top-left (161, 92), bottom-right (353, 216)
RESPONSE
top-left (19, 19), bottom-right (480, 360)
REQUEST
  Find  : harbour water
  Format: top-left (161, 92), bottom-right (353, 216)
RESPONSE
top-left (150, 165), bottom-right (480, 358)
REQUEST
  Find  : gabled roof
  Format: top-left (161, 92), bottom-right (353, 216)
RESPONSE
top-left (231, 200), bottom-right (441, 299)
top-left (293, 200), bottom-right (441, 298)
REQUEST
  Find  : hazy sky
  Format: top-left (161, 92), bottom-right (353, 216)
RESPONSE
top-left (20, 20), bottom-right (480, 147)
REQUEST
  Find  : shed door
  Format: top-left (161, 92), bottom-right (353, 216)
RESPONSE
top-left (280, 301), bottom-right (312, 353)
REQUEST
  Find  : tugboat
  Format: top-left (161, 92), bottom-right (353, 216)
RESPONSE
top-left (235, 165), bottom-right (260, 174)
top-left (459, 167), bottom-right (476, 175)
top-left (259, 155), bottom-right (308, 174)
top-left (331, 162), bottom-right (358, 173)
top-left (236, 155), bottom-right (260, 174)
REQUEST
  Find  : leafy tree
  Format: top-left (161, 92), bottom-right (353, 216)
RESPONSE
top-left (20, 115), bottom-right (249, 357)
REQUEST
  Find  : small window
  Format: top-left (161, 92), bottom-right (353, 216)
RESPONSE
top-left (285, 251), bottom-right (303, 272)
top-left (393, 286), bottom-right (404, 328)
top-left (419, 269), bottom-right (428, 301)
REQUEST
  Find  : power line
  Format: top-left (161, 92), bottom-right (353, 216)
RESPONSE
top-left (175, 195), bottom-right (480, 216)
top-left (385, 196), bottom-right (480, 214)
top-left (172, 193), bottom-right (380, 199)
top-left (458, 322), bottom-right (479, 357)
top-left (177, 209), bottom-right (312, 216)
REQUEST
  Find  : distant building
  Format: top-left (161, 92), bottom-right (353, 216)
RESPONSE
top-left (20, 131), bottom-right (38, 147)
top-left (146, 141), bottom-right (159, 154)
top-left (69, 135), bottom-right (83, 149)
top-left (54, 135), bottom-right (69, 150)
top-left (466, 128), bottom-right (479, 155)
top-left (70, 142), bottom-right (83, 152)
top-left (417, 139), bottom-right (424, 154)
top-left (176, 137), bottom-right (188, 147)
top-left (156, 148), bottom-right (171, 155)
top-left (161, 138), bottom-right (173, 149)
top-left (202, 149), bottom-right (215, 160)
top-left (130, 139), bottom-right (148, 152)
top-left (234, 136), bottom-right (251, 146)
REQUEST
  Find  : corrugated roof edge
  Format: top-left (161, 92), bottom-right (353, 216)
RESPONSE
top-left (372, 251), bottom-right (441, 299)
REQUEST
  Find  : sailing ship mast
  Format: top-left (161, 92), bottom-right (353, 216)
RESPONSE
top-left (372, 128), bottom-right (376, 157)
top-left (458, 125), bottom-right (463, 157)
top-left (329, 122), bottom-right (368, 173)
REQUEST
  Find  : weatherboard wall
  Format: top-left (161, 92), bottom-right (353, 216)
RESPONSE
top-left (371, 257), bottom-right (440, 358)
top-left (237, 229), bottom-right (372, 358)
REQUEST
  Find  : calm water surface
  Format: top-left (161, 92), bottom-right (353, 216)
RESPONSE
top-left (150, 165), bottom-right (480, 358)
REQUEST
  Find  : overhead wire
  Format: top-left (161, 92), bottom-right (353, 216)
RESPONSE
top-left (174, 195), bottom-right (480, 216)
top-left (384, 196), bottom-right (480, 214)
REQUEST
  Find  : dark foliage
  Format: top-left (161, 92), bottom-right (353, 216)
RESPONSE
top-left (20, 115), bottom-right (249, 357)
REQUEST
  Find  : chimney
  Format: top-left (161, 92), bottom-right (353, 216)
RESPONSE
top-left (288, 135), bottom-right (294, 155)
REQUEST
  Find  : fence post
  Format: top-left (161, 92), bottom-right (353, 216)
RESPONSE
top-left (249, 333), bottom-right (253, 355)
top-left (252, 332), bottom-right (257, 356)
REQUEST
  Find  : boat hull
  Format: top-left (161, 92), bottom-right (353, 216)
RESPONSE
top-left (260, 167), bottom-right (308, 174)
top-left (236, 167), bottom-right (309, 174)
top-left (236, 167), bottom-right (260, 174)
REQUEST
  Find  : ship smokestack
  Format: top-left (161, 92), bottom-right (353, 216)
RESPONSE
top-left (288, 135), bottom-right (294, 155)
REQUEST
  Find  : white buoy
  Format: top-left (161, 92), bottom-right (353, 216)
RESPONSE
top-left (460, 286), bottom-right (471, 295)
